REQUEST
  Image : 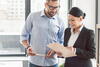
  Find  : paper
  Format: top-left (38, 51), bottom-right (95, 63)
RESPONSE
top-left (36, 54), bottom-right (45, 57)
top-left (47, 43), bottom-right (76, 58)
top-left (30, 53), bottom-right (45, 57)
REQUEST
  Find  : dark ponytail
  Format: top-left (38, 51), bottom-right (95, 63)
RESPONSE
top-left (83, 13), bottom-right (86, 19)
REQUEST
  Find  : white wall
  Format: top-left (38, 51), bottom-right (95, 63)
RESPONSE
top-left (59, 0), bottom-right (68, 28)
top-left (98, 0), bottom-right (100, 24)
top-left (72, 0), bottom-right (96, 31)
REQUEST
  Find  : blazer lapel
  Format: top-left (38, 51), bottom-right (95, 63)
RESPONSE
top-left (73, 27), bottom-right (86, 47)
top-left (64, 28), bottom-right (71, 46)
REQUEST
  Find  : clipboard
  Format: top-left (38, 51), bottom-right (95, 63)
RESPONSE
top-left (47, 43), bottom-right (76, 58)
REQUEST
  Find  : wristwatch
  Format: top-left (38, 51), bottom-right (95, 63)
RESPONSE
top-left (26, 45), bottom-right (31, 49)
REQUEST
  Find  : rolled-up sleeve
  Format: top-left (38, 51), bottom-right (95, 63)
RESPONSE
top-left (20, 13), bottom-right (33, 42)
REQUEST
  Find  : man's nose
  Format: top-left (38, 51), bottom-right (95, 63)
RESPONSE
top-left (51, 8), bottom-right (57, 12)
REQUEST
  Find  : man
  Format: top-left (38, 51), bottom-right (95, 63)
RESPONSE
top-left (20, 0), bottom-right (64, 67)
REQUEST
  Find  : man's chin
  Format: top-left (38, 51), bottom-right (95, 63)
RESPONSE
top-left (49, 13), bottom-right (56, 16)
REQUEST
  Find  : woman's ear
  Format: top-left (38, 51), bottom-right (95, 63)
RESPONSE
top-left (80, 16), bottom-right (83, 21)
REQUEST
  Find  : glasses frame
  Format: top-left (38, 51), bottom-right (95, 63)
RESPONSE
top-left (47, 4), bottom-right (60, 10)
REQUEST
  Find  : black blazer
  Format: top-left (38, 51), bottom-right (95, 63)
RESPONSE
top-left (64, 27), bottom-right (95, 67)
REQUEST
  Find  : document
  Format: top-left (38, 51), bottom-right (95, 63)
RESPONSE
top-left (36, 54), bottom-right (45, 57)
top-left (47, 43), bottom-right (76, 58)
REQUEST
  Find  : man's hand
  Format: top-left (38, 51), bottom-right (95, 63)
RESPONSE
top-left (46, 50), bottom-right (55, 58)
top-left (27, 47), bottom-right (36, 56)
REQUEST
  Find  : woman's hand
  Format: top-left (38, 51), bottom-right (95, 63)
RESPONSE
top-left (56, 51), bottom-right (63, 57)
top-left (65, 47), bottom-right (76, 56)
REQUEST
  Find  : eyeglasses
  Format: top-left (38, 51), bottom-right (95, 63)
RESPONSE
top-left (48, 5), bottom-right (60, 10)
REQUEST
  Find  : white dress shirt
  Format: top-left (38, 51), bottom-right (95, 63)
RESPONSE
top-left (68, 25), bottom-right (83, 47)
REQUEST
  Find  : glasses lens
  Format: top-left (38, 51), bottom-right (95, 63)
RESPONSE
top-left (48, 5), bottom-right (59, 10)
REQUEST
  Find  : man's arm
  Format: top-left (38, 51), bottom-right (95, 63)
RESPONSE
top-left (20, 13), bottom-right (36, 56)
top-left (21, 40), bottom-right (30, 49)
top-left (21, 40), bottom-right (36, 56)
top-left (20, 13), bottom-right (33, 48)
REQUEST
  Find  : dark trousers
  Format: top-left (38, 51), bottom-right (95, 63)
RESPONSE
top-left (64, 57), bottom-right (92, 67)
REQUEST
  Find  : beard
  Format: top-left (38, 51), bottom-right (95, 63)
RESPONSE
top-left (48, 12), bottom-right (55, 17)
top-left (48, 11), bottom-right (57, 17)
top-left (44, 9), bottom-right (57, 17)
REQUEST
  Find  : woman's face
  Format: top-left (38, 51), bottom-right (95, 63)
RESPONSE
top-left (68, 14), bottom-right (83, 29)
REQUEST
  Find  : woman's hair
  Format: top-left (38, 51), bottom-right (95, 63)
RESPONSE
top-left (69, 7), bottom-right (86, 19)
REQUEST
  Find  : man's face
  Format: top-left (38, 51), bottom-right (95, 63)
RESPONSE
top-left (45, 1), bottom-right (60, 17)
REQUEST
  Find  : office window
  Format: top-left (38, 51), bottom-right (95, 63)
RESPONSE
top-left (0, 0), bottom-right (25, 56)
top-left (31, 0), bottom-right (45, 13)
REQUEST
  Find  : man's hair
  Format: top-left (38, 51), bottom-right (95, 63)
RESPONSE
top-left (46, 0), bottom-right (59, 2)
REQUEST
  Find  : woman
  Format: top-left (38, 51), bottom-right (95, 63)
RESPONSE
top-left (63, 7), bottom-right (95, 67)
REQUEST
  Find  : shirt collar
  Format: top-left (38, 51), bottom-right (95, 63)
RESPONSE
top-left (71, 25), bottom-right (84, 34)
top-left (40, 10), bottom-right (56, 19)
top-left (40, 10), bottom-right (45, 17)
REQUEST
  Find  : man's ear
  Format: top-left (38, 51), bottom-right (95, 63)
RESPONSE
top-left (45, 2), bottom-right (48, 8)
